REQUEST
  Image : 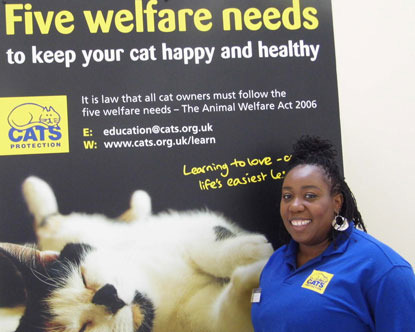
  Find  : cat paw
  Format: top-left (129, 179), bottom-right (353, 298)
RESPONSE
top-left (22, 176), bottom-right (59, 226)
top-left (231, 259), bottom-right (269, 290)
top-left (235, 234), bottom-right (273, 265)
top-left (118, 190), bottom-right (152, 222)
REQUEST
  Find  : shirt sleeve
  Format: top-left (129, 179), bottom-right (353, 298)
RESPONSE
top-left (366, 265), bottom-right (415, 331)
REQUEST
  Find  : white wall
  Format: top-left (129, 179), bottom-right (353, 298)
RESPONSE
top-left (332, 0), bottom-right (415, 264)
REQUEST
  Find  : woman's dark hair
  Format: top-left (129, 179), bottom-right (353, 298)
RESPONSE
top-left (277, 135), bottom-right (366, 245)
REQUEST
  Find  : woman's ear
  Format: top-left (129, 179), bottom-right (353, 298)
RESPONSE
top-left (333, 193), bottom-right (344, 214)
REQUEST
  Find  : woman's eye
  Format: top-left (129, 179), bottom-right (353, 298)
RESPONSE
top-left (282, 193), bottom-right (292, 200)
top-left (305, 193), bottom-right (317, 199)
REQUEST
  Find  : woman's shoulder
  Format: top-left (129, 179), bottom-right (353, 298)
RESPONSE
top-left (350, 228), bottom-right (412, 268)
top-left (262, 243), bottom-right (291, 267)
top-left (269, 243), bottom-right (289, 259)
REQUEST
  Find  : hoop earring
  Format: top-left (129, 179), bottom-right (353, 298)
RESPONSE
top-left (332, 215), bottom-right (349, 231)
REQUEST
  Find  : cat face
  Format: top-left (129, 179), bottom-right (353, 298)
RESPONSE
top-left (40, 106), bottom-right (61, 127)
top-left (0, 243), bottom-right (154, 332)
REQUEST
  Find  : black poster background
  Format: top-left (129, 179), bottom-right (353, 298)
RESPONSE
top-left (0, 0), bottom-right (341, 267)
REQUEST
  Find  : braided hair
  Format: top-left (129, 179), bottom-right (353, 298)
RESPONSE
top-left (277, 135), bottom-right (366, 245)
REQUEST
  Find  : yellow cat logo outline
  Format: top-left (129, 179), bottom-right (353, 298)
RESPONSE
top-left (7, 103), bottom-right (61, 130)
top-left (302, 270), bottom-right (334, 294)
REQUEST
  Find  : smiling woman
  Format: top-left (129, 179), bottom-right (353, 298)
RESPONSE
top-left (251, 136), bottom-right (415, 332)
top-left (280, 164), bottom-right (343, 266)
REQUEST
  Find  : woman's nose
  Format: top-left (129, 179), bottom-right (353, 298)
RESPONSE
top-left (288, 198), bottom-right (305, 212)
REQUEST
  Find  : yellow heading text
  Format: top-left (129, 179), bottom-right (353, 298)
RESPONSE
top-left (4, 0), bottom-right (319, 35)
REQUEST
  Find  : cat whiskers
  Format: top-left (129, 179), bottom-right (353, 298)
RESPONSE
top-left (30, 260), bottom-right (73, 289)
top-left (30, 267), bottom-right (62, 288)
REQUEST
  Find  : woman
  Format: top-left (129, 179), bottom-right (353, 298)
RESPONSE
top-left (251, 136), bottom-right (415, 331)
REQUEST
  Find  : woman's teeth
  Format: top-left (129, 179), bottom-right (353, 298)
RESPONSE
top-left (291, 219), bottom-right (311, 226)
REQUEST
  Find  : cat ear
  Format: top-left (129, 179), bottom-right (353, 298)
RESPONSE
top-left (0, 243), bottom-right (59, 332)
top-left (0, 243), bottom-right (59, 271)
top-left (118, 190), bottom-right (152, 222)
top-left (22, 176), bottom-right (59, 227)
top-left (0, 243), bottom-right (58, 302)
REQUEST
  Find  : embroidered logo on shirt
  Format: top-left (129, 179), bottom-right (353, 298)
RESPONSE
top-left (302, 270), bottom-right (334, 294)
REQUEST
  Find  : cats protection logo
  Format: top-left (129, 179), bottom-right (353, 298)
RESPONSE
top-left (0, 96), bottom-right (69, 156)
top-left (302, 270), bottom-right (334, 294)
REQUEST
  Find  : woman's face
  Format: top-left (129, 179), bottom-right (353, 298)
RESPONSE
top-left (280, 164), bottom-right (343, 248)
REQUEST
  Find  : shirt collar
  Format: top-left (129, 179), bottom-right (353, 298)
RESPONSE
top-left (284, 222), bottom-right (355, 269)
top-left (323, 221), bottom-right (354, 256)
top-left (284, 240), bottom-right (298, 269)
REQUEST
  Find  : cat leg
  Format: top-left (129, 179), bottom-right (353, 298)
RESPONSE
top-left (22, 176), bottom-right (70, 250)
top-left (22, 177), bottom-right (151, 251)
top-left (188, 231), bottom-right (273, 279)
top-left (209, 259), bottom-right (268, 332)
top-left (180, 260), bottom-right (267, 332)
top-left (117, 190), bottom-right (152, 222)
top-left (22, 176), bottom-right (59, 229)
top-left (22, 176), bottom-right (67, 250)
top-left (22, 177), bottom-right (108, 251)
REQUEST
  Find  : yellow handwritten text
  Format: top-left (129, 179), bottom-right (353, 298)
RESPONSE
top-left (183, 154), bottom-right (291, 191)
top-left (199, 178), bottom-right (222, 190)
top-left (227, 172), bottom-right (268, 187)
top-left (183, 163), bottom-right (229, 178)
top-left (270, 170), bottom-right (286, 180)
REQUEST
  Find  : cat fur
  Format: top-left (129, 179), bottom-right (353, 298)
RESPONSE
top-left (0, 176), bottom-right (273, 332)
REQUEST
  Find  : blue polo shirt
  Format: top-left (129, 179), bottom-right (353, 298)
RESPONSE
top-left (251, 225), bottom-right (415, 331)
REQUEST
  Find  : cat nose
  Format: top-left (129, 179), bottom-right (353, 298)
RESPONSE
top-left (92, 284), bottom-right (126, 314)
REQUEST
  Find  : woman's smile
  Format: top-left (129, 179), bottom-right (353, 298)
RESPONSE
top-left (289, 218), bottom-right (312, 228)
top-left (280, 164), bottom-right (343, 250)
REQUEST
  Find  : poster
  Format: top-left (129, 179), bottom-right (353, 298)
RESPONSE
top-left (0, 0), bottom-right (341, 318)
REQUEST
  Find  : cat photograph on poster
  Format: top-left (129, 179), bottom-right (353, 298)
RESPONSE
top-left (0, 176), bottom-right (273, 332)
top-left (0, 0), bottom-right (340, 331)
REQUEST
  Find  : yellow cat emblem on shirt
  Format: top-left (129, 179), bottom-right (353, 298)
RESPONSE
top-left (302, 270), bottom-right (334, 294)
